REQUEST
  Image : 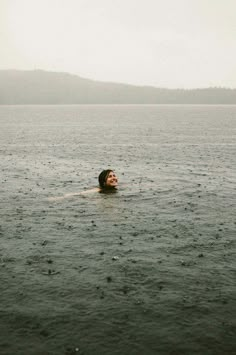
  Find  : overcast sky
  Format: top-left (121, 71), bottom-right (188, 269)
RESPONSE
top-left (1, 0), bottom-right (236, 88)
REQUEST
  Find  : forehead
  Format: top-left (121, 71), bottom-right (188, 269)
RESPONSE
top-left (107, 171), bottom-right (116, 176)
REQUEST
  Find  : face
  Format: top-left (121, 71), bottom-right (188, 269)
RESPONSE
top-left (105, 171), bottom-right (118, 188)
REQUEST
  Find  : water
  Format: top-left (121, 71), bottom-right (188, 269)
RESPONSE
top-left (0, 105), bottom-right (236, 355)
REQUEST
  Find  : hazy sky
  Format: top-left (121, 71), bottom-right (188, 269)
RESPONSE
top-left (1, 0), bottom-right (236, 88)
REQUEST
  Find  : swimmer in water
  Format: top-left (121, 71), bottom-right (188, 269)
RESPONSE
top-left (98, 169), bottom-right (118, 191)
top-left (48, 169), bottom-right (118, 201)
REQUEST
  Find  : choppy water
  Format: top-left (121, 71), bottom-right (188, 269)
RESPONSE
top-left (0, 105), bottom-right (236, 355)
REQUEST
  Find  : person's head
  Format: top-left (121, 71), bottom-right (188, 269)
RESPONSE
top-left (98, 169), bottom-right (118, 189)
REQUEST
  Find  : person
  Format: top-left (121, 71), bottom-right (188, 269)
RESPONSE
top-left (48, 169), bottom-right (118, 201)
top-left (98, 169), bottom-right (118, 191)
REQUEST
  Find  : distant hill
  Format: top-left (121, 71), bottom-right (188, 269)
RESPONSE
top-left (0, 69), bottom-right (236, 104)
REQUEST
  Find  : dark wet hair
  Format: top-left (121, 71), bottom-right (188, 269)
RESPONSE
top-left (98, 169), bottom-right (113, 188)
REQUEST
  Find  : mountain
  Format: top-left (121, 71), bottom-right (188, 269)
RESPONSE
top-left (0, 69), bottom-right (236, 104)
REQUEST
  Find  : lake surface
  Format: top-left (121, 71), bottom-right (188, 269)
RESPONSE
top-left (0, 105), bottom-right (236, 355)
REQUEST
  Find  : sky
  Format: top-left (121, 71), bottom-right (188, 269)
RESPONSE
top-left (1, 0), bottom-right (236, 88)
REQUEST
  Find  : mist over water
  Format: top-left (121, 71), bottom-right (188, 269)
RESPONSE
top-left (1, 105), bottom-right (236, 354)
